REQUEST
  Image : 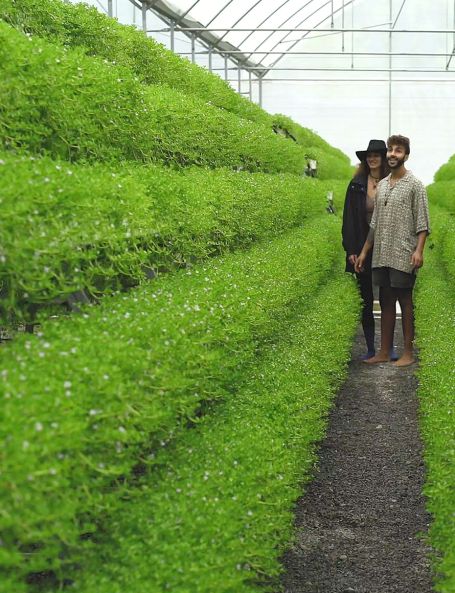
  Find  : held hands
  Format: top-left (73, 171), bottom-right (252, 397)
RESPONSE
top-left (348, 254), bottom-right (358, 266)
top-left (354, 253), bottom-right (366, 273)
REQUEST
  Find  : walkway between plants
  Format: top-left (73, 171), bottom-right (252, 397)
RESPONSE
top-left (281, 325), bottom-right (434, 593)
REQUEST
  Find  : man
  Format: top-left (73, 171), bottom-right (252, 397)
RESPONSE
top-left (355, 135), bottom-right (430, 367)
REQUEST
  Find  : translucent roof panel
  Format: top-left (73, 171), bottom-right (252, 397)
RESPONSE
top-left (162, 0), bottom-right (358, 69)
top-left (68, 0), bottom-right (455, 183)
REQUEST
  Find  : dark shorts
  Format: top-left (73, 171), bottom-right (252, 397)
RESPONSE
top-left (372, 267), bottom-right (416, 289)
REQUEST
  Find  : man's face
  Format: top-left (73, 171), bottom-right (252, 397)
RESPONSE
top-left (387, 144), bottom-right (408, 169)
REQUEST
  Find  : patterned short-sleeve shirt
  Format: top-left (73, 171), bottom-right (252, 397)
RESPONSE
top-left (370, 171), bottom-right (430, 274)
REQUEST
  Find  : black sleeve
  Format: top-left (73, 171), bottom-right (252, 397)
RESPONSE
top-left (342, 184), bottom-right (356, 255)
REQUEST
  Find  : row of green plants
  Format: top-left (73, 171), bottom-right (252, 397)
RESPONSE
top-left (415, 203), bottom-right (455, 593)
top-left (427, 182), bottom-right (455, 215)
top-left (432, 154), bottom-right (455, 183)
top-left (0, 0), bottom-right (351, 169)
top-left (60, 269), bottom-right (360, 593)
top-left (0, 21), bottom-right (310, 175)
top-left (0, 216), bottom-right (345, 593)
top-left (0, 0), bottom-right (272, 128)
top-left (0, 151), bottom-right (347, 322)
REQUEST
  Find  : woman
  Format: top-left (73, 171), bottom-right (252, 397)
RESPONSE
top-left (342, 139), bottom-right (393, 360)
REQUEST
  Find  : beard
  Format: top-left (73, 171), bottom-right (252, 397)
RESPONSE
top-left (388, 157), bottom-right (406, 169)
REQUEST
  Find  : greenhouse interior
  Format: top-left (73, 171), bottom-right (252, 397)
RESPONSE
top-left (0, 1), bottom-right (454, 592)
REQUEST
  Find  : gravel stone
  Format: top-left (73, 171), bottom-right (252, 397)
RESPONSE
top-left (281, 324), bottom-right (434, 593)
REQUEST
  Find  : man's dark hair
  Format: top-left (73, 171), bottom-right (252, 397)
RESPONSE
top-left (387, 134), bottom-right (410, 155)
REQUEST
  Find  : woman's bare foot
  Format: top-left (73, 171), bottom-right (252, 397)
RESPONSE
top-left (393, 353), bottom-right (415, 367)
top-left (363, 351), bottom-right (390, 364)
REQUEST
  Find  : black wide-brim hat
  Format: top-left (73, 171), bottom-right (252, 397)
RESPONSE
top-left (356, 139), bottom-right (387, 161)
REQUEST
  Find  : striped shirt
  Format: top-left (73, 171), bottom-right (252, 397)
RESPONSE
top-left (370, 171), bottom-right (430, 274)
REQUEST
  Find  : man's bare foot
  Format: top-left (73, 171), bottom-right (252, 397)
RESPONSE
top-left (393, 354), bottom-right (415, 367)
top-left (363, 352), bottom-right (390, 364)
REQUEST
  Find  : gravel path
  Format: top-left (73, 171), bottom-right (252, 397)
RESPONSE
top-left (281, 324), bottom-right (434, 593)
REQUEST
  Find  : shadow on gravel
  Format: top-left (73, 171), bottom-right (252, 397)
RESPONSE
top-left (281, 324), bottom-right (434, 593)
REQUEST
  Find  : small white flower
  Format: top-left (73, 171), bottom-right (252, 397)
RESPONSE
top-left (35, 422), bottom-right (43, 432)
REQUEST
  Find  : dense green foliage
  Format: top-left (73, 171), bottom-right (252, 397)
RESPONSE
top-left (0, 217), bottom-right (353, 592)
top-left (0, 3), bottom-right (358, 592)
top-left (415, 207), bottom-right (455, 593)
top-left (0, 21), bottom-right (308, 174)
top-left (427, 181), bottom-right (455, 215)
top-left (0, 0), bottom-right (351, 178)
top-left (0, 152), bottom-right (338, 322)
top-left (0, 0), bottom-right (271, 126)
top-left (416, 154), bottom-right (455, 593)
top-left (68, 271), bottom-right (359, 593)
top-left (433, 154), bottom-right (455, 182)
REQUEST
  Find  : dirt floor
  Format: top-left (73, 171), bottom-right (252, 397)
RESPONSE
top-left (281, 322), bottom-right (434, 593)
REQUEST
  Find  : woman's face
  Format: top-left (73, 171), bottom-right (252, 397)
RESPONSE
top-left (366, 152), bottom-right (383, 169)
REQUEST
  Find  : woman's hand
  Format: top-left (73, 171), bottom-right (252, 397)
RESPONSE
top-left (355, 253), bottom-right (366, 273)
top-left (348, 254), bottom-right (358, 266)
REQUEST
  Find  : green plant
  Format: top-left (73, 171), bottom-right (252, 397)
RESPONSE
top-left (415, 219), bottom-right (455, 593)
top-left (67, 270), bottom-right (359, 593)
top-left (0, 21), bottom-right (307, 174)
top-left (0, 152), bottom-right (335, 322)
top-left (0, 216), bottom-right (342, 590)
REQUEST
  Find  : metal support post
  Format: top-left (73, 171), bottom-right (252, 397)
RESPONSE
top-left (170, 20), bottom-right (175, 52)
top-left (224, 54), bottom-right (229, 81)
top-left (388, 0), bottom-right (393, 135)
top-left (351, 0), bottom-right (354, 68)
top-left (108, 0), bottom-right (113, 17)
top-left (249, 71), bottom-right (252, 101)
top-left (238, 65), bottom-right (242, 93)
top-left (191, 34), bottom-right (196, 63)
top-left (208, 45), bottom-right (213, 72)
top-left (258, 75), bottom-right (263, 107)
top-left (342, 0), bottom-right (345, 51)
top-left (142, 2), bottom-right (147, 32)
top-left (446, 0), bottom-right (455, 69)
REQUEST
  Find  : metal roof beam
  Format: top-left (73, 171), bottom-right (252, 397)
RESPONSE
top-left (142, 0), bottom-right (264, 76)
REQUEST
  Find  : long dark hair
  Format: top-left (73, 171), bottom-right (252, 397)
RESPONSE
top-left (356, 155), bottom-right (390, 180)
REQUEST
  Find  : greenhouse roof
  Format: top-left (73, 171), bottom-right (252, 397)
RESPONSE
top-left (71, 0), bottom-right (455, 182)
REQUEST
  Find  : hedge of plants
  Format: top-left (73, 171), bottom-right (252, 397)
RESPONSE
top-left (0, 0), bottom-right (272, 127)
top-left (415, 158), bottom-right (455, 593)
top-left (0, 216), bottom-right (356, 593)
top-left (432, 154), bottom-right (455, 183)
top-left (427, 182), bottom-right (455, 215)
top-left (415, 206), bottom-right (455, 593)
top-left (0, 152), bottom-right (347, 323)
top-left (0, 4), bottom-right (359, 593)
top-left (0, 0), bottom-right (352, 178)
top-left (0, 21), bottom-right (308, 175)
top-left (61, 269), bottom-right (359, 593)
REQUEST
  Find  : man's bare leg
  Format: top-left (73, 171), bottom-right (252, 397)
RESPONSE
top-left (394, 288), bottom-right (415, 367)
top-left (364, 286), bottom-right (396, 364)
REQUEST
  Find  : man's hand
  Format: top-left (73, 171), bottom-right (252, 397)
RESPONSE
top-left (355, 253), bottom-right (366, 273)
top-left (348, 254), bottom-right (358, 266)
top-left (411, 250), bottom-right (424, 269)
